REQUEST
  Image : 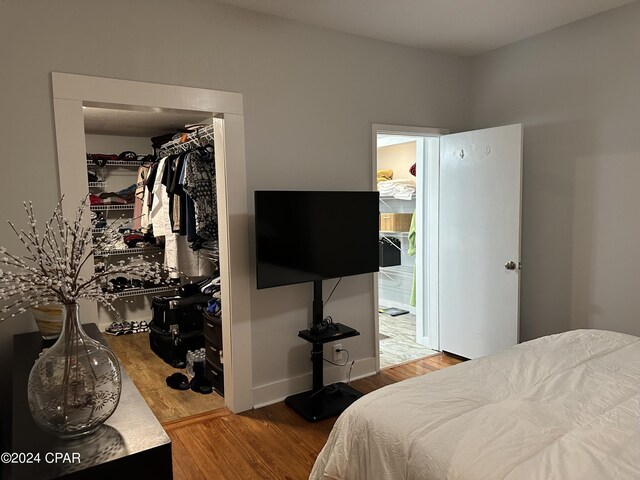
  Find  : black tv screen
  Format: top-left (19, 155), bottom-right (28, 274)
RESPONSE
top-left (255, 191), bottom-right (380, 289)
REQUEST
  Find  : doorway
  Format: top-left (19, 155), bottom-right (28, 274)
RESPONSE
top-left (51, 73), bottom-right (254, 415)
top-left (374, 123), bottom-right (523, 367)
top-left (373, 124), bottom-right (445, 369)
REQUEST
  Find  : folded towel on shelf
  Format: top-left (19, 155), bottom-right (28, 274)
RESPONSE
top-left (378, 179), bottom-right (416, 199)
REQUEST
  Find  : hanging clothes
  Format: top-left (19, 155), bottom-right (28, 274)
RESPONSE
top-left (182, 147), bottom-right (218, 241)
top-left (149, 157), bottom-right (171, 237)
top-left (167, 152), bottom-right (188, 235)
top-left (149, 128), bottom-right (219, 277)
top-left (134, 163), bottom-right (151, 230)
top-left (178, 160), bottom-right (198, 242)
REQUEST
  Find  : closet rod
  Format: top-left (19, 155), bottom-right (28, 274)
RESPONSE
top-left (158, 124), bottom-right (215, 155)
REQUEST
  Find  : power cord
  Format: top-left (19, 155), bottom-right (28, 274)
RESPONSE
top-left (315, 347), bottom-right (357, 385)
top-left (323, 277), bottom-right (342, 307)
top-left (307, 277), bottom-right (341, 332)
top-left (347, 360), bottom-right (355, 386)
top-left (323, 348), bottom-right (350, 367)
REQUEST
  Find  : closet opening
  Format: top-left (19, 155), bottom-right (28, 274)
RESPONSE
top-left (84, 106), bottom-right (226, 421)
top-left (52, 73), bottom-right (253, 419)
top-left (373, 125), bottom-right (444, 369)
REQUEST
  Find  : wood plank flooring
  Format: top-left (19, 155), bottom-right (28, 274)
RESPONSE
top-left (165, 353), bottom-right (463, 480)
top-left (105, 332), bottom-right (225, 423)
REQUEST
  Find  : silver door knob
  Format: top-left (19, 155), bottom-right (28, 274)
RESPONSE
top-left (505, 261), bottom-right (517, 270)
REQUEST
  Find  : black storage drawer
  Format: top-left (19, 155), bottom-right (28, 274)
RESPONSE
top-left (203, 311), bottom-right (223, 348)
top-left (379, 236), bottom-right (401, 267)
top-left (152, 293), bottom-right (210, 332)
top-left (206, 343), bottom-right (223, 370)
top-left (206, 360), bottom-right (224, 396)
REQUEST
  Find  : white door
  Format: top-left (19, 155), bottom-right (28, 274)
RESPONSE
top-left (439, 124), bottom-right (522, 359)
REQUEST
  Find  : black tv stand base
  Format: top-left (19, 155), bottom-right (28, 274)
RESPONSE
top-left (285, 382), bottom-right (363, 422)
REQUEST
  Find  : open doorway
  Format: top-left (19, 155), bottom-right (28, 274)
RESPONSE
top-left (373, 125), bottom-right (445, 369)
top-left (52, 73), bottom-right (254, 421)
top-left (374, 123), bottom-right (523, 367)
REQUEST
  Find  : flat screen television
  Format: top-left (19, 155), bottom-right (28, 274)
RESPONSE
top-left (255, 190), bottom-right (380, 290)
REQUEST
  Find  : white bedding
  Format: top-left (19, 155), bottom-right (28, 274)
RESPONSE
top-left (310, 330), bottom-right (640, 480)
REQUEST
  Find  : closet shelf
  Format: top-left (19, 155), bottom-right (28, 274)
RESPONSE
top-left (88, 181), bottom-right (107, 188)
top-left (90, 204), bottom-right (135, 211)
top-left (114, 285), bottom-right (178, 298)
top-left (158, 124), bottom-right (215, 155)
top-left (92, 227), bottom-right (133, 234)
top-left (94, 246), bottom-right (164, 257)
top-left (86, 160), bottom-right (142, 168)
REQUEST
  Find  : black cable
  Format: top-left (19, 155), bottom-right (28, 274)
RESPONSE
top-left (347, 360), bottom-right (355, 385)
top-left (323, 277), bottom-right (342, 307)
top-left (323, 349), bottom-right (350, 367)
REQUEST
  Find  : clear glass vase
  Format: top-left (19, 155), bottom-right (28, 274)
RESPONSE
top-left (27, 303), bottom-right (122, 438)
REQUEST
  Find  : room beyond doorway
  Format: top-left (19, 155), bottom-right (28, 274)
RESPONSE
top-left (373, 124), bottom-right (446, 370)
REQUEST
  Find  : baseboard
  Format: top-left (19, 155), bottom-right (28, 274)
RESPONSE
top-left (252, 356), bottom-right (377, 409)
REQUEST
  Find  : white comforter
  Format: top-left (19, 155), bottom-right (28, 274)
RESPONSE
top-left (310, 329), bottom-right (640, 480)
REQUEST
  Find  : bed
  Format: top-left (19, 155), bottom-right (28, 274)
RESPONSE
top-left (310, 329), bottom-right (640, 479)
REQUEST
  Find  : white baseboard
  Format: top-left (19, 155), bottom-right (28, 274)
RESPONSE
top-left (252, 356), bottom-right (377, 409)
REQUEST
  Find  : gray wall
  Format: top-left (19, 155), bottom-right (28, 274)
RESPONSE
top-left (0, 0), bottom-right (469, 406)
top-left (469, 1), bottom-right (640, 341)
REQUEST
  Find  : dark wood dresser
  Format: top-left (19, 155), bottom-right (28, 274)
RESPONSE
top-left (7, 324), bottom-right (172, 480)
top-left (203, 311), bottom-right (224, 396)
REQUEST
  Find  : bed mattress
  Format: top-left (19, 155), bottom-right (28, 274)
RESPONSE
top-left (310, 329), bottom-right (640, 479)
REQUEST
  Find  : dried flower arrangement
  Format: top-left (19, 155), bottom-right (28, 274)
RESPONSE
top-left (0, 196), bottom-right (171, 321)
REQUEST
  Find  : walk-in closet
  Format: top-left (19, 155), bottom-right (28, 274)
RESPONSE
top-left (82, 107), bottom-right (226, 422)
top-left (52, 73), bottom-right (252, 418)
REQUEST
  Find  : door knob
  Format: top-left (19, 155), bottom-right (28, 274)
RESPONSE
top-left (505, 261), bottom-right (517, 270)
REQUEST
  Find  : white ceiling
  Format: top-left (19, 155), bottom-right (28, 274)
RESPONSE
top-left (83, 106), bottom-right (211, 137)
top-left (216, 0), bottom-right (635, 56)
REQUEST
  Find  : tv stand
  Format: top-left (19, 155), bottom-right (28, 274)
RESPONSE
top-left (285, 280), bottom-right (364, 422)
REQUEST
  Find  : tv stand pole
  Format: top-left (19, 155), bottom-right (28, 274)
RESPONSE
top-left (311, 280), bottom-right (324, 391)
top-left (285, 280), bottom-right (364, 422)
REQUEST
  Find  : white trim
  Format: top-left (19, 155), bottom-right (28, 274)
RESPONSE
top-left (52, 73), bottom-right (243, 115)
top-left (374, 123), bottom-right (448, 137)
top-left (252, 357), bottom-right (377, 408)
top-left (51, 72), bottom-right (253, 413)
top-left (426, 138), bottom-right (441, 351)
top-left (414, 137), bottom-right (426, 347)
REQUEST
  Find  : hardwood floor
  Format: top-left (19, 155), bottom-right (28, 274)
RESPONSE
top-left (165, 353), bottom-right (463, 480)
top-left (105, 332), bottom-right (225, 423)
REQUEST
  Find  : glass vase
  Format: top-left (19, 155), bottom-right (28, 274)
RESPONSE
top-left (27, 303), bottom-right (122, 438)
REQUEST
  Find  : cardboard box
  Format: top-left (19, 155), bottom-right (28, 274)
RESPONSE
top-left (380, 213), bottom-right (412, 232)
